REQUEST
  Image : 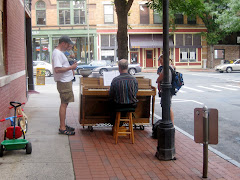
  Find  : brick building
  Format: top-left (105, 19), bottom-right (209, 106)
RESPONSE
top-left (31, 0), bottom-right (208, 69)
top-left (0, 0), bottom-right (32, 142)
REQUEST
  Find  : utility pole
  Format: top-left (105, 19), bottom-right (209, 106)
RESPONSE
top-left (155, 0), bottom-right (175, 161)
top-left (87, 0), bottom-right (90, 63)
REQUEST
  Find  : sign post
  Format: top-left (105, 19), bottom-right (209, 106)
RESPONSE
top-left (194, 106), bottom-right (218, 178)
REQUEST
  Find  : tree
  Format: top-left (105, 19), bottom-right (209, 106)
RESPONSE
top-left (147, 0), bottom-right (229, 68)
top-left (216, 0), bottom-right (240, 33)
top-left (114, 0), bottom-right (134, 60)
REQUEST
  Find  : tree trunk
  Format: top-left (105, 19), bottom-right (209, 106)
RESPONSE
top-left (210, 45), bottom-right (214, 68)
top-left (114, 0), bottom-right (134, 60)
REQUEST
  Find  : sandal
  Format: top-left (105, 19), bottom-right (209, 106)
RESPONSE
top-left (59, 129), bottom-right (75, 135)
top-left (66, 125), bottom-right (75, 131)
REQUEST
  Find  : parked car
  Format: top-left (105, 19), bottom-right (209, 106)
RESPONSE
top-left (93, 63), bottom-right (142, 75)
top-left (76, 60), bottom-right (111, 75)
top-left (215, 59), bottom-right (240, 73)
top-left (33, 61), bottom-right (53, 77)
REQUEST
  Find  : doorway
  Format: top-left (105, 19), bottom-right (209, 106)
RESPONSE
top-left (146, 50), bottom-right (153, 67)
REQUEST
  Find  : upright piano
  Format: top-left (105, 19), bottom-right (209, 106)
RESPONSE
top-left (79, 76), bottom-right (156, 130)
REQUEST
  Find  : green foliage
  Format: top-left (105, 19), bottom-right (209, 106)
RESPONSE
top-left (147, 0), bottom-right (233, 45)
top-left (216, 0), bottom-right (240, 33)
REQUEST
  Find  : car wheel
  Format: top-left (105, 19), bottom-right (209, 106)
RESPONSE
top-left (77, 68), bottom-right (82, 75)
top-left (219, 71), bottom-right (223, 73)
top-left (128, 68), bottom-right (136, 75)
top-left (45, 70), bottom-right (51, 77)
top-left (99, 69), bottom-right (108, 75)
top-left (226, 67), bottom-right (232, 73)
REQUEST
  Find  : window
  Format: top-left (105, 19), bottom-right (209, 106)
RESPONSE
top-left (73, 1), bottom-right (85, 24)
top-left (180, 48), bottom-right (196, 62)
top-left (175, 13), bottom-right (183, 24)
top-left (59, 1), bottom-right (70, 25)
top-left (153, 10), bottom-right (162, 24)
top-left (188, 16), bottom-right (196, 24)
top-left (0, 0), bottom-right (4, 77)
top-left (101, 34), bottom-right (117, 61)
top-left (176, 34), bottom-right (201, 63)
top-left (36, 1), bottom-right (46, 25)
top-left (176, 34), bottom-right (201, 47)
top-left (101, 34), bottom-right (116, 48)
top-left (140, 5), bottom-right (149, 24)
top-left (58, 0), bottom-right (86, 25)
top-left (214, 49), bottom-right (225, 59)
top-left (104, 5), bottom-right (114, 24)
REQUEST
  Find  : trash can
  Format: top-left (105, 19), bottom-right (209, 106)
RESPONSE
top-left (36, 68), bottom-right (45, 85)
top-left (203, 59), bottom-right (207, 69)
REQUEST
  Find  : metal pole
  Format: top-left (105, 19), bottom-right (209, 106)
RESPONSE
top-left (155, 0), bottom-right (175, 161)
top-left (87, 0), bottom-right (90, 63)
top-left (203, 106), bottom-right (209, 178)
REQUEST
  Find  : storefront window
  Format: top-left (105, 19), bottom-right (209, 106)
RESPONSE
top-left (180, 48), bottom-right (196, 62)
top-left (101, 34), bottom-right (117, 62)
top-left (33, 38), bottom-right (50, 63)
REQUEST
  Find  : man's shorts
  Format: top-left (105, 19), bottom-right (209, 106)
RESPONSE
top-left (57, 81), bottom-right (74, 104)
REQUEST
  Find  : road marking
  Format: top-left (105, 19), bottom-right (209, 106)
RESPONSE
top-left (197, 85), bottom-right (222, 92)
top-left (183, 86), bottom-right (205, 92)
top-left (226, 85), bottom-right (240, 89)
top-left (178, 89), bottom-right (187, 93)
top-left (211, 85), bottom-right (238, 91)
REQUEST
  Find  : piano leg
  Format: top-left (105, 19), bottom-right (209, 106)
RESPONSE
top-left (152, 95), bottom-right (155, 125)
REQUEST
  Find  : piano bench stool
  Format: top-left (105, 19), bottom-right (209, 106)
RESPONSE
top-left (113, 111), bottom-right (134, 144)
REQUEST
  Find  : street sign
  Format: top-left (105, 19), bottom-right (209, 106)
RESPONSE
top-left (194, 108), bottom-right (218, 144)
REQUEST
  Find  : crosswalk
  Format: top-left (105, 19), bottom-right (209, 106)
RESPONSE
top-left (189, 73), bottom-right (240, 83)
top-left (178, 84), bottom-right (240, 93)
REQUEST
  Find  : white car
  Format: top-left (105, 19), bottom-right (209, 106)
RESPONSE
top-left (215, 59), bottom-right (240, 73)
top-left (33, 61), bottom-right (53, 77)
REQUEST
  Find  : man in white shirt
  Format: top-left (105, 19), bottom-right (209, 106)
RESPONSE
top-left (52, 36), bottom-right (78, 135)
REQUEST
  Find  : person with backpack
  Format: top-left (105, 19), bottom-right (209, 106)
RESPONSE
top-left (156, 54), bottom-right (174, 124)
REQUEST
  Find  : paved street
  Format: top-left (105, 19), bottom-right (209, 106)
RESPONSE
top-left (142, 70), bottom-right (240, 164)
top-left (38, 70), bottom-right (240, 165)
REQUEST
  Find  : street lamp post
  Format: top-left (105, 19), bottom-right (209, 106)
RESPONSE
top-left (155, 0), bottom-right (176, 161)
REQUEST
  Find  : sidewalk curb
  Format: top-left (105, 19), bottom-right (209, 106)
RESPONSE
top-left (153, 113), bottom-right (240, 168)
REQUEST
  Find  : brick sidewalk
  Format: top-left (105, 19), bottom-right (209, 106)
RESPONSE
top-left (67, 113), bottom-right (240, 180)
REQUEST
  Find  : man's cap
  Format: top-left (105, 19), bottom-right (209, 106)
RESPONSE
top-left (59, 35), bottom-right (73, 45)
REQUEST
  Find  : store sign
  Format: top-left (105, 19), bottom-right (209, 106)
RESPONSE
top-left (32, 31), bottom-right (39, 35)
top-left (101, 50), bottom-right (114, 56)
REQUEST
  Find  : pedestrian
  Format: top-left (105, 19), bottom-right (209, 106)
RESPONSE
top-left (156, 54), bottom-right (174, 125)
top-left (109, 59), bottom-right (138, 125)
top-left (52, 35), bottom-right (78, 135)
top-left (64, 43), bottom-right (76, 82)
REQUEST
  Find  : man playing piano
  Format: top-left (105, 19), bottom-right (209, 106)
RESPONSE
top-left (109, 59), bottom-right (138, 125)
top-left (52, 36), bottom-right (78, 135)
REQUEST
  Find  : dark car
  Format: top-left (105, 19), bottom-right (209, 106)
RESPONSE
top-left (76, 60), bottom-right (111, 75)
top-left (93, 63), bottom-right (142, 75)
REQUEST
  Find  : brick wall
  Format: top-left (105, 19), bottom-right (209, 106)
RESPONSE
top-left (0, 0), bottom-right (27, 142)
top-left (207, 45), bottom-right (240, 67)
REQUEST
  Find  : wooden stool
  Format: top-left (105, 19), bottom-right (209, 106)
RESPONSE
top-left (113, 108), bottom-right (135, 144)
